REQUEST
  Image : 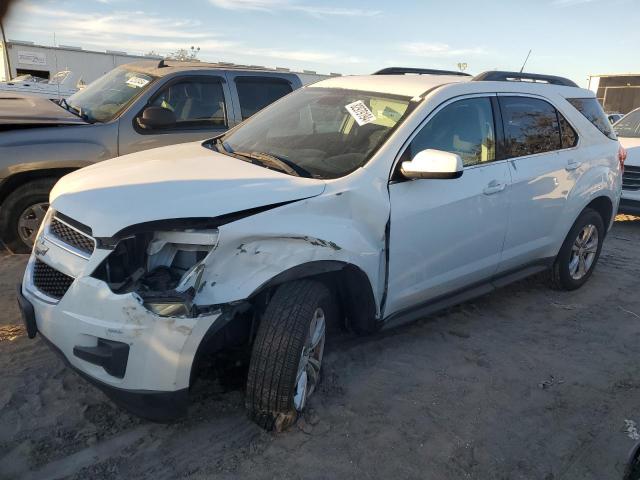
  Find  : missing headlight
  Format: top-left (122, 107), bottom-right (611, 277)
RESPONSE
top-left (93, 229), bottom-right (218, 317)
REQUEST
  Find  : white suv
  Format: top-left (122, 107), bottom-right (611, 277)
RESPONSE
top-left (613, 107), bottom-right (640, 215)
top-left (18, 69), bottom-right (623, 430)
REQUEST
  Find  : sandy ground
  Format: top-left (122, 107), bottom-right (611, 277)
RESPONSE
top-left (1, 216), bottom-right (640, 479)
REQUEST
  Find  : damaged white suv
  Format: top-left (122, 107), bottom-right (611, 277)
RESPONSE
top-left (18, 69), bottom-right (623, 430)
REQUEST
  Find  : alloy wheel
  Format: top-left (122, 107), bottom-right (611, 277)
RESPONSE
top-left (569, 224), bottom-right (599, 280)
top-left (293, 307), bottom-right (326, 411)
top-left (17, 202), bottom-right (49, 248)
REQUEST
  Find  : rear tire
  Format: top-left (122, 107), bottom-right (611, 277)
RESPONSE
top-left (245, 280), bottom-right (336, 432)
top-left (0, 179), bottom-right (57, 254)
top-left (550, 208), bottom-right (604, 291)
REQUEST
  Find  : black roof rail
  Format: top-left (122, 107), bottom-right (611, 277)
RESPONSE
top-left (472, 71), bottom-right (578, 88)
top-left (373, 67), bottom-right (472, 77)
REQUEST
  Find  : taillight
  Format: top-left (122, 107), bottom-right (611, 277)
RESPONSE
top-left (619, 145), bottom-right (627, 171)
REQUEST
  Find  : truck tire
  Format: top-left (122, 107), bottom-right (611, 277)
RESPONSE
top-left (550, 208), bottom-right (605, 291)
top-left (0, 179), bottom-right (57, 253)
top-left (245, 280), bottom-right (336, 431)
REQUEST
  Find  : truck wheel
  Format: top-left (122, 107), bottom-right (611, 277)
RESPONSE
top-left (0, 179), bottom-right (57, 253)
top-left (245, 280), bottom-right (336, 431)
top-left (550, 208), bottom-right (604, 291)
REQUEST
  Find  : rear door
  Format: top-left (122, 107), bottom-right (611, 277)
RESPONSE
top-left (385, 95), bottom-right (511, 317)
top-left (496, 95), bottom-right (580, 273)
top-left (118, 73), bottom-right (234, 155)
top-left (225, 72), bottom-right (298, 123)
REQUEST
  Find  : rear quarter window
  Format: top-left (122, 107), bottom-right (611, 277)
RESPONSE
top-left (567, 98), bottom-right (617, 140)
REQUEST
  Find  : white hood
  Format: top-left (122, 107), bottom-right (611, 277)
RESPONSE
top-left (619, 137), bottom-right (640, 167)
top-left (51, 142), bottom-right (326, 237)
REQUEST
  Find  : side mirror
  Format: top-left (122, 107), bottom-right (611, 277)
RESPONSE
top-left (401, 149), bottom-right (463, 180)
top-left (138, 106), bottom-right (177, 129)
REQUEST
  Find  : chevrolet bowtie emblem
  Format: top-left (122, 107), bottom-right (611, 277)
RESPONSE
top-left (34, 239), bottom-right (49, 257)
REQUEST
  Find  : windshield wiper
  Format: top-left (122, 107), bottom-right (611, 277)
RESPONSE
top-left (59, 98), bottom-right (93, 123)
top-left (231, 151), bottom-right (312, 178)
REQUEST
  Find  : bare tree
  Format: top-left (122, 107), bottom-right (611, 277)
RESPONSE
top-left (165, 46), bottom-right (201, 62)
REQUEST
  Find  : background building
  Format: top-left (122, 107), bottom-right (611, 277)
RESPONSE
top-left (0, 40), bottom-right (162, 83)
top-left (589, 74), bottom-right (640, 114)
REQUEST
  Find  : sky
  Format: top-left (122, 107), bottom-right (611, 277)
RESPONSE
top-left (4, 0), bottom-right (639, 87)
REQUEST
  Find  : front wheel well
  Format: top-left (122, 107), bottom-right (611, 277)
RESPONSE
top-left (249, 261), bottom-right (379, 335)
top-left (0, 168), bottom-right (76, 206)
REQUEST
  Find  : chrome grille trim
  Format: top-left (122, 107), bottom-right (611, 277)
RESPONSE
top-left (45, 215), bottom-right (95, 259)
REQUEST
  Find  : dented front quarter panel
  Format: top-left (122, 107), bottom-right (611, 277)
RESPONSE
top-left (192, 171), bottom-right (391, 316)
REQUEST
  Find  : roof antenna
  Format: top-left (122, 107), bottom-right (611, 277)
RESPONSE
top-left (519, 49), bottom-right (532, 73)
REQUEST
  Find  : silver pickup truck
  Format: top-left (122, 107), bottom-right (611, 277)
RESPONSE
top-left (0, 60), bottom-right (310, 252)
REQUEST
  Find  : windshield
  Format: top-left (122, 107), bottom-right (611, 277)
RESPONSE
top-left (217, 87), bottom-right (414, 179)
top-left (66, 67), bottom-right (156, 123)
top-left (614, 109), bottom-right (640, 138)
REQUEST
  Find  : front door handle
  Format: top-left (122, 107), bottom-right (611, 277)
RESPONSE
top-left (483, 181), bottom-right (506, 195)
top-left (566, 160), bottom-right (582, 171)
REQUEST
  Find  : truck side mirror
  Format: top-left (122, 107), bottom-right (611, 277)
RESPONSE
top-left (138, 106), bottom-right (177, 129)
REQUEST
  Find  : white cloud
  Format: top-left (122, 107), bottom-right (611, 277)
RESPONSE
top-left (208, 0), bottom-right (380, 17)
top-left (401, 42), bottom-right (488, 58)
top-left (7, 2), bottom-right (354, 67)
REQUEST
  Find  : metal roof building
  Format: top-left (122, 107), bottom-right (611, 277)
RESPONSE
top-left (588, 73), bottom-right (640, 114)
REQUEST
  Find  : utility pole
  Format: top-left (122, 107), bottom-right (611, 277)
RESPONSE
top-left (0, 20), bottom-right (11, 80)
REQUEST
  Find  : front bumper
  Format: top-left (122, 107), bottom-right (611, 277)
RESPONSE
top-left (620, 189), bottom-right (640, 215)
top-left (20, 254), bottom-right (222, 420)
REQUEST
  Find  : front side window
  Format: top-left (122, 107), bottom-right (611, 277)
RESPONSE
top-left (66, 67), bottom-right (156, 123)
top-left (216, 87), bottom-right (413, 179)
top-left (151, 78), bottom-right (226, 128)
top-left (408, 97), bottom-right (496, 167)
top-left (235, 77), bottom-right (293, 119)
top-left (567, 97), bottom-right (617, 140)
top-left (499, 96), bottom-right (561, 158)
top-left (614, 109), bottom-right (640, 138)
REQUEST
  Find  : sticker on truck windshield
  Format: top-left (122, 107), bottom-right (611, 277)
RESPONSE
top-left (345, 100), bottom-right (376, 126)
top-left (126, 76), bottom-right (150, 88)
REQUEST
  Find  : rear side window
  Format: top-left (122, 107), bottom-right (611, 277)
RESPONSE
top-left (567, 98), bottom-right (617, 140)
top-left (499, 97), bottom-right (561, 158)
top-left (235, 77), bottom-right (293, 119)
top-left (558, 113), bottom-right (578, 148)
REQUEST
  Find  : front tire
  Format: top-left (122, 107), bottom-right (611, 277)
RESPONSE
top-left (550, 208), bottom-right (605, 291)
top-left (0, 179), bottom-right (57, 253)
top-left (245, 280), bottom-right (336, 431)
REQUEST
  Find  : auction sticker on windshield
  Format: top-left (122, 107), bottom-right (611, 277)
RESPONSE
top-left (345, 100), bottom-right (376, 126)
top-left (126, 76), bottom-right (150, 88)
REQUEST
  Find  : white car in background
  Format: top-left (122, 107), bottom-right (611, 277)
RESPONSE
top-left (0, 70), bottom-right (84, 99)
top-left (18, 68), bottom-right (623, 431)
top-left (614, 107), bottom-right (640, 215)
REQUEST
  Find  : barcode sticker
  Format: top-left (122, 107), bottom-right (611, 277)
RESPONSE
top-left (345, 100), bottom-right (376, 126)
top-left (126, 77), bottom-right (150, 88)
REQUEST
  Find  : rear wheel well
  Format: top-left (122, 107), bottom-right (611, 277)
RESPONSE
top-left (0, 169), bottom-right (76, 206)
top-left (585, 196), bottom-right (614, 231)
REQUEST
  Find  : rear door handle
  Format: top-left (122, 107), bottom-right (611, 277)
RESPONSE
top-left (483, 181), bottom-right (506, 195)
top-left (566, 161), bottom-right (582, 171)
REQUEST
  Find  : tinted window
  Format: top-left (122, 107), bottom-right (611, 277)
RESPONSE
top-left (499, 97), bottom-right (561, 158)
top-left (558, 112), bottom-right (578, 148)
top-left (151, 78), bottom-right (226, 128)
top-left (409, 97), bottom-right (496, 167)
top-left (614, 109), bottom-right (640, 138)
top-left (567, 98), bottom-right (617, 140)
top-left (236, 77), bottom-right (293, 119)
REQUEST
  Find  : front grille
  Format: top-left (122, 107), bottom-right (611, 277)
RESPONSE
top-left (32, 259), bottom-right (74, 300)
top-left (623, 165), bottom-right (640, 191)
top-left (49, 217), bottom-right (95, 255)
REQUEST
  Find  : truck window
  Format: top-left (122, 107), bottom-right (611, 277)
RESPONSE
top-left (151, 78), bottom-right (227, 128)
top-left (235, 77), bottom-right (293, 120)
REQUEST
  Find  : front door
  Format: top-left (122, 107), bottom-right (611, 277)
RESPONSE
top-left (118, 75), bottom-right (234, 155)
top-left (385, 95), bottom-right (511, 317)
